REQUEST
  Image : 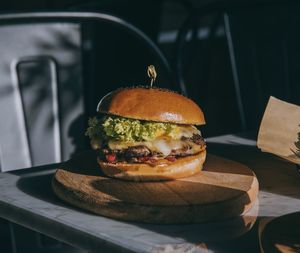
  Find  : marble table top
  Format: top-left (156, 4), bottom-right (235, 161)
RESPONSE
top-left (0, 133), bottom-right (299, 253)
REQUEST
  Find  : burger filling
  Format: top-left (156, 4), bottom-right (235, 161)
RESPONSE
top-left (85, 116), bottom-right (206, 166)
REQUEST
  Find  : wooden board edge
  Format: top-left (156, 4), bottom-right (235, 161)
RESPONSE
top-left (52, 172), bottom-right (259, 224)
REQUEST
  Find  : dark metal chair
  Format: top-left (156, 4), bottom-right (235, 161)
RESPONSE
top-left (175, 0), bottom-right (300, 134)
top-left (0, 11), bottom-right (172, 253)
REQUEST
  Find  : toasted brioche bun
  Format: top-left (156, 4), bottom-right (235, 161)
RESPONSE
top-left (97, 87), bottom-right (205, 125)
top-left (98, 150), bottom-right (206, 181)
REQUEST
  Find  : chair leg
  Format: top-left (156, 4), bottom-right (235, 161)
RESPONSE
top-left (0, 218), bottom-right (13, 253)
top-left (9, 222), bottom-right (17, 253)
top-left (35, 232), bottom-right (62, 250)
top-left (8, 222), bottom-right (85, 253)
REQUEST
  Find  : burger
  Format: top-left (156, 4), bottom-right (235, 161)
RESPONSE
top-left (85, 87), bottom-right (206, 181)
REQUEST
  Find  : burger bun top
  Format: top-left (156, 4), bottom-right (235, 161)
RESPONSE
top-left (97, 87), bottom-right (205, 125)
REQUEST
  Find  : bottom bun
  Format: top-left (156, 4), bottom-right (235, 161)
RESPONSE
top-left (98, 150), bottom-right (206, 182)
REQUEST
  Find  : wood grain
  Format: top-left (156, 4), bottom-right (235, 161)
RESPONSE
top-left (52, 151), bottom-right (259, 224)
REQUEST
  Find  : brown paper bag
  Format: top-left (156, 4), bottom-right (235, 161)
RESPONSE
top-left (257, 96), bottom-right (300, 165)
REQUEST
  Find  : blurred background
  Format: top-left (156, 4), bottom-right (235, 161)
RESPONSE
top-left (0, 1), bottom-right (300, 252)
top-left (1, 0), bottom-right (298, 140)
top-left (0, 0), bottom-right (239, 138)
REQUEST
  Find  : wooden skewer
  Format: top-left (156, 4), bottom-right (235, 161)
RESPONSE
top-left (147, 65), bottom-right (157, 87)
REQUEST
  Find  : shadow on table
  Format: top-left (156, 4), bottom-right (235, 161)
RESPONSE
top-left (207, 142), bottom-right (300, 200)
top-left (135, 214), bottom-right (260, 253)
top-left (15, 172), bottom-right (87, 214)
top-left (140, 200), bottom-right (258, 237)
top-left (13, 151), bottom-right (103, 212)
top-left (17, 172), bottom-right (59, 205)
top-left (130, 200), bottom-right (260, 252)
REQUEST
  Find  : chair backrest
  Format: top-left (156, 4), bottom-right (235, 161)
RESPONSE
top-left (225, 2), bottom-right (300, 130)
top-left (175, 1), bottom-right (300, 134)
top-left (0, 12), bottom-right (172, 172)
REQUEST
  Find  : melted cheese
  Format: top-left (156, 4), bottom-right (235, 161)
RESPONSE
top-left (108, 139), bottom-right (203, 157)
top-left (179, 126), bottom-right (200, 138)
top-left (152, 139), bottom-right (173, 157)
top-left (106, 126), bottom-right (202, 157)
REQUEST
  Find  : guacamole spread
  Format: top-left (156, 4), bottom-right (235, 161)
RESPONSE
top-left (85, 116), bottom-right (181, 142)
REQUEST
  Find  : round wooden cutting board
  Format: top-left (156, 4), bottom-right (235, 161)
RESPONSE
top-left (52, 151), bottom-right (259, 224)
